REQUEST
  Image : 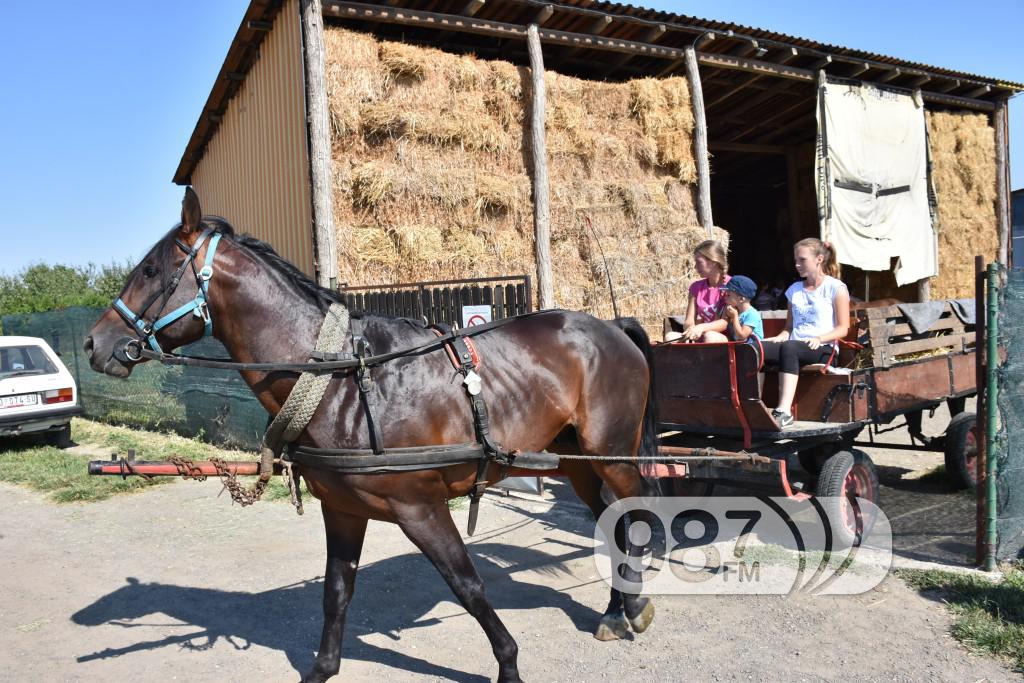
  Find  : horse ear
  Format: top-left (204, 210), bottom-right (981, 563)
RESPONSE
top-left (181, 187), bottom-right (202, 235)
top-left (126, 576), bottom-right (140, 585)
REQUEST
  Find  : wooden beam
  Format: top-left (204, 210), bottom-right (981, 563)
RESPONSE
top-left (705, 73), bottom-right (764, 110)
top-left (554, 14), bottom-right (612, 66)
top-left (965, 84), bottom-right (992, 98)
top-left (730, 39), bottom-right (759, 57)
top-left (846, 62), bottom-right (870, 79)
top-left (319, 3), bottom-right (1004, 113)
top-left (697, 51), bottom-right (815, 82)
top-left (301, 0), bottom-right (338, 288)
top-left (906, 74), bottom-right (931, 88)
top-left (606, 22), bottom-right (663, 69)
top-left (533, 4), bottom-right (554, 25)
top-left (686, 46), bottom-right (714, 237)
top-left (995, 99), bottom-right (1010, 265)
top-left (877, 68), bottom-right (901, 83)
top-left (933, 79), bottom-right (961, 93)
top-left (770, 47), bottom-right (800, 65)
top-left (807, 55), bottom-right (832, 70)
top-left (527, 24), bottom-right (553, 309)
top-left (657, 33), bottom-right (714, 78)
top-left (462, 0), bottom-right (485, 16)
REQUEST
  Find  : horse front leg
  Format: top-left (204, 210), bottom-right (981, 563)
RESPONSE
top-left (303, 507), bottom-right (368, 683)
top-left (396, 502), bottom-right (522, 683)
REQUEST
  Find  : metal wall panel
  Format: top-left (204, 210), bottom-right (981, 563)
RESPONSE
top-left (191, 0), bottom-right (313, 275)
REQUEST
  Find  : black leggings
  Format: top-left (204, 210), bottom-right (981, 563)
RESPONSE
top-left (761, 340), bottom-right (832, 375)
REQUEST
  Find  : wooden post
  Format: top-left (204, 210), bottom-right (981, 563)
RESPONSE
top-left (527, 24), bottom-right (554, 310)
top-left (994, 98), bottom-right (1010, 266)
top-left (685, 45), bottom-right (714, 237)
top-left (917, 278), bottom-right (930, 302)
top-left (300, 0), bottom-right (338, 289)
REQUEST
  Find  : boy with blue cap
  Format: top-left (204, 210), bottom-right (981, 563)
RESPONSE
top-left (713, 275), bottom-right (763, 343)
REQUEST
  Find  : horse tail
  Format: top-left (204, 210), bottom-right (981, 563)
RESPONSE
top-left (611, 317), bottom-right (659, 466)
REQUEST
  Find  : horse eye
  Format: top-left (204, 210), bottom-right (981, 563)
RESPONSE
top-left (143, 265), bottom-right (159, 278)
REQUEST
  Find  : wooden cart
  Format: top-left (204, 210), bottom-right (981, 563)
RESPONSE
top-left (647, 301), bottom-right (978, 509)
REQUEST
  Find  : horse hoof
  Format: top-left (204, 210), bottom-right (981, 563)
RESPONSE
top-left (594, 614), bottom-right (629, 641)
top-left (627, 598), bottom-right (655, 634)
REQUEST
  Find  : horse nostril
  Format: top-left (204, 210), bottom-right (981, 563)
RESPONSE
top-left (83, 336), bottom-right (94, 355)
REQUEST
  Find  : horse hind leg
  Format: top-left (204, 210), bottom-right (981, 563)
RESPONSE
top-left (304, 508), bottom-right (368, 683)
top-left (397, 502), bottom-right (522, 683)
top-left (561, 461), bottom-right (650, 641)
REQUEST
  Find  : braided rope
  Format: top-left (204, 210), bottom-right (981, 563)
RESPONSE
top-left (225, 303), bottom-right (350, 506)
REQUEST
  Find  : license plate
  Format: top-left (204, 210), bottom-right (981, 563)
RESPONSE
top-left (0, 393), bottom-right (38, 409)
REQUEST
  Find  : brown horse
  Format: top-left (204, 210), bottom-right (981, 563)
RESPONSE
top-left (84, 189), bottom-right (658, 683)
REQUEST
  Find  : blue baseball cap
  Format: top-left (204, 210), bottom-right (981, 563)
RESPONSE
top-left (722, 275), bottom-right (757, 300)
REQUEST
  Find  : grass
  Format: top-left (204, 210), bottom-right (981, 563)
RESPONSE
top-left (898, 565), bottom-right (1024, 672)
top-left (0, 418), bottom-right (298, 504)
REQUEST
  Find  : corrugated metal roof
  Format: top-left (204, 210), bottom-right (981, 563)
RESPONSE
top-left (567, 0), bottom-right (1023, 88)
top-left (175, 0), bottom-right (1022, 185)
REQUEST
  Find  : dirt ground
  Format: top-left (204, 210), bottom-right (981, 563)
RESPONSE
top-left (1, 404), bottom-right (1016, 682)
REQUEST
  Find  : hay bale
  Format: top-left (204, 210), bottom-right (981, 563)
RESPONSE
top-left (927, 110), bottom-right (998, 299)
top-left (630, 78), bottom-right (697, 182)
top-left (325, 27), bottom-right (704, 335)
top-left (379, 42), bottom-right (427, 83)
top-left (351, 162), bottom-right (394, 209)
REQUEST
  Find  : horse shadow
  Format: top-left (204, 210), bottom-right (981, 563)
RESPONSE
top-left (71, 539), bottom-right (603, 681)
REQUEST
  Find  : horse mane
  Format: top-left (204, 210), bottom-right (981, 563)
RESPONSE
top-left (197, 216), bottom-right (345, 313)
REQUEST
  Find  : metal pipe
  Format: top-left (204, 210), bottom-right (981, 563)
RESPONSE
top-left (985, 262), bottom-right (1000, 571)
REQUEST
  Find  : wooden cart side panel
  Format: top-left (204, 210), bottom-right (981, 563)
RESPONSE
top-left (653, 342), bottom-right (766, 430)
top-left (950, 352), bottom-right (977, 395)
top-left (872, 357), bottom-right (954, 415)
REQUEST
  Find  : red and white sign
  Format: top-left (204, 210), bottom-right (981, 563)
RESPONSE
top-left (461, 305), bottom-right (492, 328)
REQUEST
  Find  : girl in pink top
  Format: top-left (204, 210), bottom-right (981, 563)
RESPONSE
top-left (673, 240), bottom-right (730, 342)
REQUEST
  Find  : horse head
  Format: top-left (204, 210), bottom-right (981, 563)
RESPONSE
top-left (71, 576), bottom-right (154, 626)
top-left (84, 188), bottom-right (228, 378)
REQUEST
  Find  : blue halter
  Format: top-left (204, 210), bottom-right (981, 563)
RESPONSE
top-left (113, 228), bottom-right (222, 355)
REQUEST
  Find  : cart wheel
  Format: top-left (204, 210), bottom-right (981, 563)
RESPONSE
top-left (944, 411), bottom-right (978, 491)
top-left (45, 424), bottom-right (73, 449)
top-left (815, 449), bottom-right (879, 548)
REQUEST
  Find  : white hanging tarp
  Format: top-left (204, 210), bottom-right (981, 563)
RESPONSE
top-left (816, 80), bottom-right (937, 286)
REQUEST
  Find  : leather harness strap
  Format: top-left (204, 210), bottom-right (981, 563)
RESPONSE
top-left (431, 323), bottom-right (510, 535)
top-left (350, 319), bottom-right (387, 455)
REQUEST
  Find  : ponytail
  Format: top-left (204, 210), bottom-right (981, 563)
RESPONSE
top-left (794, 237), bottom-right (841, 279)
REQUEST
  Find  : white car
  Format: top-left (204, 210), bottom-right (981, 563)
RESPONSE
top-left (0, 336), bottom-right (82, 448)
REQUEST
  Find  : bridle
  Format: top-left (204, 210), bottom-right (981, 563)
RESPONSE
top-left (112, 228), bottom-right (222, 360)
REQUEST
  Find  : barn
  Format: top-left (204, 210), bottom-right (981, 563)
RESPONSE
top-left (174, 0), bottom-right (1022, 333)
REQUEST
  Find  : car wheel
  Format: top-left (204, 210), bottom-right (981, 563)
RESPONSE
top-left (815, 449), bottom-right (879, 548)
top-left (46, 424), bottom-right (73, 449)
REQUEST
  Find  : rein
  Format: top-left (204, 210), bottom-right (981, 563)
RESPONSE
top-left (132, 309), bottom-right (557, 373)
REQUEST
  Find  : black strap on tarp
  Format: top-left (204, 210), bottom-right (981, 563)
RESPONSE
top-left (834, 178), bottom-right (911, 197)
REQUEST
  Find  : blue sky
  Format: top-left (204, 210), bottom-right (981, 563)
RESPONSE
top-left (1, 1), bottom-right (1020, 274)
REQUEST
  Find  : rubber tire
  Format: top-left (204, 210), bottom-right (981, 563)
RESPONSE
top-left (815, 449), bottom-right (879, 548)
top-left (944, 411), bottom-right (978, 491)
top-left (45, 424), bottom-right (72, 449)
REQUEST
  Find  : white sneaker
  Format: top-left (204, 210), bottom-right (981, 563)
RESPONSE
top-left (771, 410), bottom-right (794, 428)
